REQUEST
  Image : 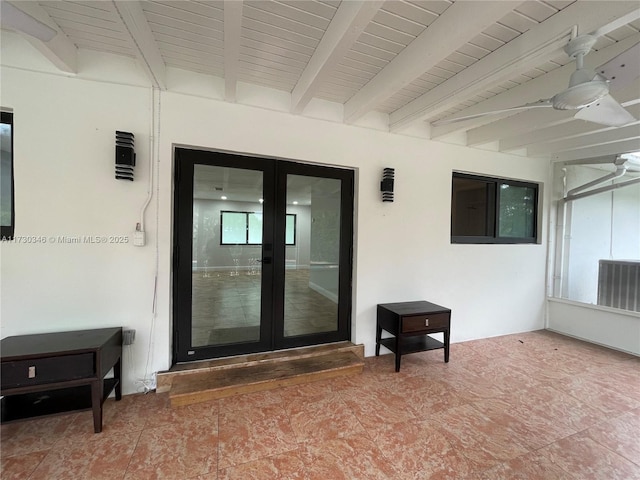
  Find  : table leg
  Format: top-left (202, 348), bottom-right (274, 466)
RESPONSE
top-left (90, 381), bottom-right (103, 433)
top-left (375, 324), bottom-right (382, 356)
top-left (444, 328), bottom-right (450, 363)
top-left (114, 357), bottom-right (122, 401)
top-left (395, 336), bottom-right (401, 372)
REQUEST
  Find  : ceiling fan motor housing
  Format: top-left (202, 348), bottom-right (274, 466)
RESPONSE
top-left (564, 34), bottom-right (598, 59)
top-left (552, 67), bottom-right (610, 110)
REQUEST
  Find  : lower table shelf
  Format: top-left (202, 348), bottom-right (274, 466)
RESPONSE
top-left (380, 336), bottom-right (445, 356)
top-left (0, 378), bottom-right (119, 424)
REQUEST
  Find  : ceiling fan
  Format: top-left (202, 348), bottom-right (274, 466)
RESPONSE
top-left (433, 35), bottom-right (639, 128)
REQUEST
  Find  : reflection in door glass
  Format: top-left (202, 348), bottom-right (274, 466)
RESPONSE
top-left (191, 165), bottom-right (263, 347)
top-left (284, 175), bottom-right (340, 337)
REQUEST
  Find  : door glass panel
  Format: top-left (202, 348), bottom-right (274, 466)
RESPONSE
top-left (192, 165), bottom-right (263, 347)
top-left (284, 175), bottom-right (341, 337)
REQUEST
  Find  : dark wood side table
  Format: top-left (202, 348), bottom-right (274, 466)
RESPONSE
top-left (376, 301), bottom-right (451, 372)
top-left (1, 327), bottom-right (122, 433)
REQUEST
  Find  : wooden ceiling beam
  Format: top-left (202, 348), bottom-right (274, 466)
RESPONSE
top-left (499, 80), bottom-right (640, 151)
top-left (223, 0), bottom-right (243, 102)
top-left (343, 1), bottom-right (519, 124)
top-left (430, 33), bottom-right (640, 139)
top-left (114, 0), bottom-right (166, 89)
top-left (390, 1), bottom-right (640, 133)
top-left (291, 0), bottom-right (383, 114)
top-left (5, 1), bottom-right (77, 73)
top-left (552, 138), bottom-right (640, 162)
top-left (528, 120), bottom-right (640, 157)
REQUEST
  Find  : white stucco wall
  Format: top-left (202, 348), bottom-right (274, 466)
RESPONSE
top-left (1, 36), bottom-right (551, 394)
top-left (548, 298), bottom-right (640, 355)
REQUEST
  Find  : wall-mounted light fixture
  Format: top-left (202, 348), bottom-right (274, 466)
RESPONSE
top-left (380, 167), bottom-right (395, 202)
top-left (115, 131), bottom-right (135, 181)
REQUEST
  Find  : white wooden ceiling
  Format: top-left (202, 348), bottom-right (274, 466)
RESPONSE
top-left (3, 0), bottom-right (640, 160)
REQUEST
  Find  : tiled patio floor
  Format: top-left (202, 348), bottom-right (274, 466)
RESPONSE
top-left (2, 330), bottom-right (639, 479)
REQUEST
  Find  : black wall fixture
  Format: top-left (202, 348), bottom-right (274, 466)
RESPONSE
top-left (115, 131), bottom-right (135, 181)
top-left (380, 167), bottom-right (395, 202)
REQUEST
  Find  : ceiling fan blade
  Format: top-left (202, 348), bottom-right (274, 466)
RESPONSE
top-left (574, 94), bottom-right (636, 127)
top-left (432, 100), bottom-right (552, 126)
top-left (595, 42), bottom-right (640, 92)
top-left (590, 10), bottom-right (640, 39)
top-left (0, 2), bottom-right (57, 42)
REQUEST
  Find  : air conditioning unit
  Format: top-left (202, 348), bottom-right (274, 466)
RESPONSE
top-left (597, 260), bottom-right (640, 312)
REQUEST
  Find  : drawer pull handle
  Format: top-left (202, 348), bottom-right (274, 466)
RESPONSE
top-left (425, 319), bottom-right (429, 327)
top-left (28, 366), bottom-right (36, 378)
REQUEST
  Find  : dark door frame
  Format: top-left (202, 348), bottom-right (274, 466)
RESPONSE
top-left (271, 160), bottom-right (354, 351)
top-left (172, 147), bottom-right (354, 364)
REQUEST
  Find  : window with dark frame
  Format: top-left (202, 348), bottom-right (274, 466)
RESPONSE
top-left (220, 211), bottom-right (296, 246)
top-left (1, 110), bottom-right (14, 240)
top-left (451, 172), bottom-right (538, 244)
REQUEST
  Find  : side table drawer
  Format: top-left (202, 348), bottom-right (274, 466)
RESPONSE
top-left (1, 353), bottom-right (95, 389)
top-left (402, 313), bottom-right (449, 333)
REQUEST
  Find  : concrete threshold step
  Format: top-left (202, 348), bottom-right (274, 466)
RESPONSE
top-left (157, 341), bottom-right (363, 394)
top-left (169, 349), bottom-right (364, 407)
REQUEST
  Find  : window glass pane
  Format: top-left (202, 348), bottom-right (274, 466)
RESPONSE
top-left (1, 113), bottom-right (13, 235)
top-left (451, 176), bottom-right (494, 236)
top-left (285, 214), bottom-right (296, 245)
top-left (451, 172), bottom-right (537, 244)
top-left (499, 184), bottom-right (535, 238)
top-left (248, 212), bottom-right (262, 244)
top-left (221, 211), bottom-right (247, 244)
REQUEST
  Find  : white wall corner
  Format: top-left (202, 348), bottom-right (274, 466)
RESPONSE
top-left (0, 30), bottom-right (66, 75)
top-left (165, 66), bottom-right (224, 100)
top-left (236, 82), bottom-right (291, 113)
top-left (77, 49), bottom-right (150, 87)
top-left (300, 97), bottom-right (344, 123)
top-left (395, 121), bottom-right (431, 139)
top-left (351, 110), bottom-right (390, 132)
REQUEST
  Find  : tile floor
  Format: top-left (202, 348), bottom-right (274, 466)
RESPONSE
top-left (192, 268), bottom-right (337, 347)
top-left (2, 330), bottom-right (639, 479)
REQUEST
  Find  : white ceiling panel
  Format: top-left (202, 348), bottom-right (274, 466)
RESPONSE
top-left (278, 0), bottom-right (337, 20)
top-left (241, 27), bottom-right (315, 56)
top-left (155, 34), bottom-right (223, 54)
top-left (144, 13), bottom-right (223, 40)
top-left (349, 40), bottom-right (396, 61)
top-left (144, 2), bottom-right (223, 27)
top-left (2, 0), bottom-right (638, 158)
top-left (358, 31), bottom-right (407, 54)
top-left (379, 1), bottom-right (439, 28)
top-left (241, 17), bottom-right (318, 49)
top-left (243, 3), bottom-right (326, 41)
